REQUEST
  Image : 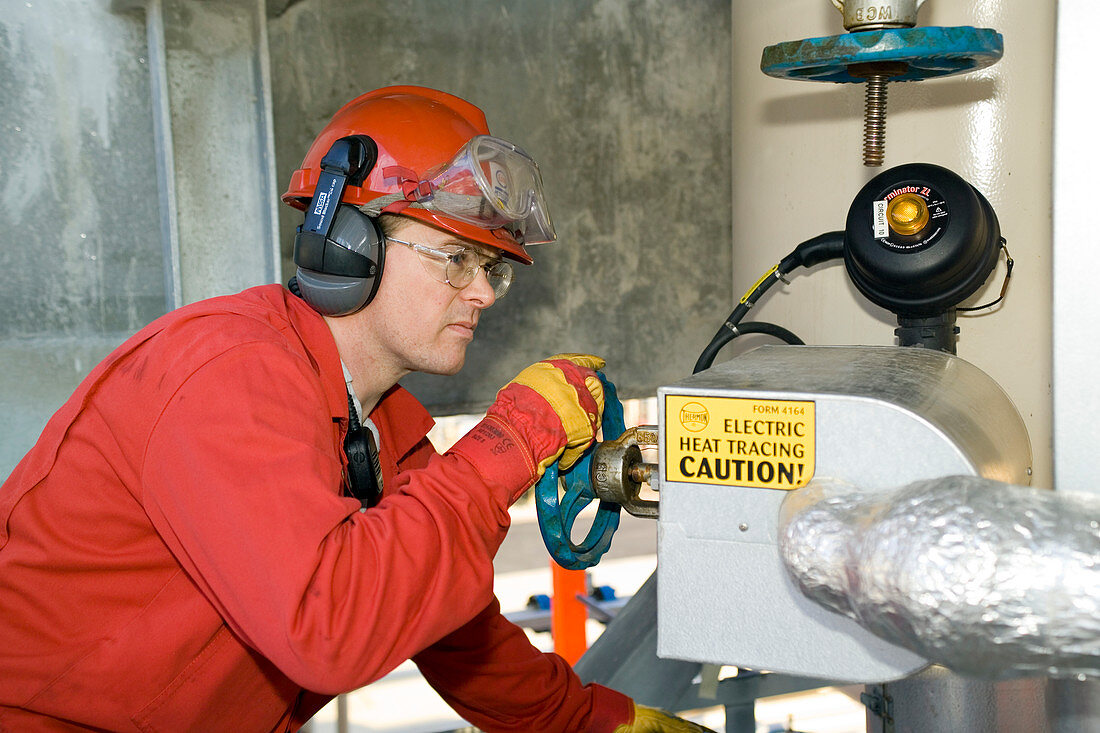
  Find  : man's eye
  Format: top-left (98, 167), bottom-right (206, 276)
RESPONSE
top-left (457, 251), bottom-right (482, 269)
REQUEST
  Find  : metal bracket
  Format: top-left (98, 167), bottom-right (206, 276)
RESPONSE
top-left (861, 684), bottom-right (895, 732)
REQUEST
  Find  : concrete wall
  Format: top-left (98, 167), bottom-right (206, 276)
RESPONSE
top-left (0, 0), bottom-right (284, 476)
top-left (157, 0), bottom-right (282, 307)
top-left (0, 0), bottom-right (731, 474)
top-left (0, 0), bottom-right (164, 474)
top-left (268, 0), bottom-right (733, 414)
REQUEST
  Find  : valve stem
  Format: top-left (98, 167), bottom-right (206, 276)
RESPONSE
top-left (862, 75), bottom-right (890, 166)
top-left (850, 62), bottom-right (909, 167)
top-left (629, 462), bottom-right (656, 485)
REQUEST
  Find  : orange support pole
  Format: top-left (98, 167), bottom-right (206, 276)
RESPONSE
top-left (550, 562), bottom-right (588, 665)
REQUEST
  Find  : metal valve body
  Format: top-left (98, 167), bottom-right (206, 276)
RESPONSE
top-left (592, 426), bottom-right (660, 519)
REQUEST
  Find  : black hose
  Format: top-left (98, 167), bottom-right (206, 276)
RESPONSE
top-left (693, 321), bottom-right (805, 373)
top-left (693, 231), bottom-right (845, 374)
top-left (734, 321), bottom-right (804, 345)
top-left (778, 230), bottom-right (847, 272)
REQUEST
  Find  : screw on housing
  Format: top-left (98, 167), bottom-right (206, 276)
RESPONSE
top-left (761, 2), bottom-right (1002, 166)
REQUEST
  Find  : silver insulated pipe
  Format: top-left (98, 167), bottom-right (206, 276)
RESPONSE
top-left (779, 475), bottom-right (1100, 679)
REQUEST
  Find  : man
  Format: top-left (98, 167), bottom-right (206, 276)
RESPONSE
top-left (0, 86), bottom-right (712, 732)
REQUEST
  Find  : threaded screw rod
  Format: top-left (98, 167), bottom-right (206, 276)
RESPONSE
top-left (849, 62), bottom-right (908, 167)
top-left (862, 75), bottom-right (890, 166)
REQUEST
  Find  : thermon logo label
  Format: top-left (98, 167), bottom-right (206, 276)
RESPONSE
top-left (678, 402), bottom-right (710, 432)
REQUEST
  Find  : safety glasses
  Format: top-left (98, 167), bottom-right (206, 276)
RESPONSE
top-left (386, 236), bottom-right (514, 298)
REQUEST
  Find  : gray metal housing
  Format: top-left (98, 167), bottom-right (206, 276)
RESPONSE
top-left (656, 345), bottom-right (1032, 682)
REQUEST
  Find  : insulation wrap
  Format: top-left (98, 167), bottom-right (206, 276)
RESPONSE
top-left (779, 475), bottom-right (1100, 679)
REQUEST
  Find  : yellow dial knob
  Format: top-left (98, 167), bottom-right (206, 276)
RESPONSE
top-left (886, 193), bottom-right (930, 236)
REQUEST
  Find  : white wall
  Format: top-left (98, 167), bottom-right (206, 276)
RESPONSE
top-left (1053, 0), bottom-right (1100, 494)
top-left (730, 1), bottom-right (1057, 487)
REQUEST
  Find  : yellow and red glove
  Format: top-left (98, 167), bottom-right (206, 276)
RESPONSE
top-left (447, 354), bottom-right (606, 504)
top-left (614, 704), bottom-right (718, 733)
top-left (486, 353), bottom-right (606, 477)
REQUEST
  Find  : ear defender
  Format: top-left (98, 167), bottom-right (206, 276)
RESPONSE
top-left (291, 136), bottom-right (387, 316)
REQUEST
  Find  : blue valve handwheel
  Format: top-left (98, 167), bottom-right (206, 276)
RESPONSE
top-left (761, 26), bottom-right (1003, 84)
top-left (535, 373), bottom-right (625, 570)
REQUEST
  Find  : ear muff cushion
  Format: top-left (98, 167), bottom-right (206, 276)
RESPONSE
top-left (294, 269), bottom-right (371, 317)
top-left (294, 206), bottom-right (385, 315)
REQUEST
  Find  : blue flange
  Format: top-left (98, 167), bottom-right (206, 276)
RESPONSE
top-left (761, 26), bottom-right (1003, 84)
top-left (535, 373), bottom-right (625, 570)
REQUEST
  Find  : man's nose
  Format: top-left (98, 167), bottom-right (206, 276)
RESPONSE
top-left (463, 267), bottom-right (496, 308)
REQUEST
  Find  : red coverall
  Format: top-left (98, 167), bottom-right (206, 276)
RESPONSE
top-left (0, 284), bottom-right (631, 732)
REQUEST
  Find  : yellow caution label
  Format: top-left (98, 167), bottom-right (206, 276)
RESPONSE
top-left (665, 395), bottom-right (815, 490)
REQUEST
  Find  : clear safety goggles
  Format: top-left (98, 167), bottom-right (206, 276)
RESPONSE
top-left (386, 236), bottom-right (514, 299)
top-left (420, 135), bottom-right (556, 245)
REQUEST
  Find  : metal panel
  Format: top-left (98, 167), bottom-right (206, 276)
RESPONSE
top-left (575, 571), bottom-right (828, 732)
top-left (873, 667), bottom-right (1049, 733)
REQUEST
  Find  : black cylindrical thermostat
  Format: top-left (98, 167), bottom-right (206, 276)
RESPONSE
top-left (844, 163), bottom-right (1001, 317)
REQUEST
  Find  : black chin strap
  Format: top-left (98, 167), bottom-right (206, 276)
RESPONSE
top-left (344, 390), bottom-right (383, 508)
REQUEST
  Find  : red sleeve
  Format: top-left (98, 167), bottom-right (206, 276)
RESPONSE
top-left (140, 341), bottom-right (535, 694)
top-left (413, 598), bottom-right (634, 733)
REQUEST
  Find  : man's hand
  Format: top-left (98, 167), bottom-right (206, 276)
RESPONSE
top-left (486, 353), bottom-right (605, 476)
top-left (614, 704), bottom-right (718, 733)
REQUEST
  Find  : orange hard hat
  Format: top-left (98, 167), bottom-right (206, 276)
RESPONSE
top-left (283, 86), bottom-right (554, 264)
